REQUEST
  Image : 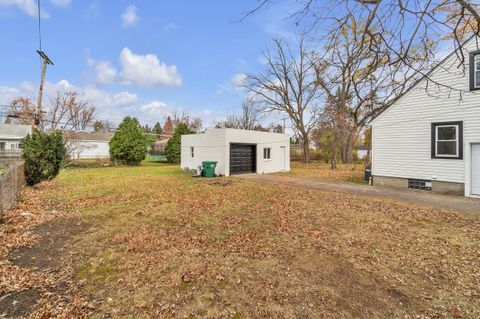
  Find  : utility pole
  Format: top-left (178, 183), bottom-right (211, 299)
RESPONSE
top-left (36, 50), bottom-right (53, 129)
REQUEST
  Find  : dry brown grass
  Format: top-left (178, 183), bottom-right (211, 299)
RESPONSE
top-left (1, 162), bottom-right (480, 318)
top-left (279, 161), bottom-right (366, 184)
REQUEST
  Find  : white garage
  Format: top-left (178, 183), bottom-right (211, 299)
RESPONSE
top-left (181, 128), bottom-right (290, 176)
top-left (63, 132), bottom-right (113, 159)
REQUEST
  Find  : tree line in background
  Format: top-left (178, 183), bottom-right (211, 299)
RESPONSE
top-left (4, 91), bottom-right (205, 185)
top-left (4, 92), bottom-right (203, 159)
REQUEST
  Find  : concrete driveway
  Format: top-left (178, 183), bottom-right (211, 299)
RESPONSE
top-left (237, 174), bottom-right (480, 215)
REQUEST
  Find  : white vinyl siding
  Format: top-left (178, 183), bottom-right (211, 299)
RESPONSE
top-left (372, 37), bottom-right (480, 189)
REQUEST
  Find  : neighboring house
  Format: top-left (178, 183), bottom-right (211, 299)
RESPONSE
top-left (356, 145), bottom-right (369, 160)
top-left (151, 134), bottom-right (173, 154)
top-left (63, 131), bottom-right (113, 159)
top-left (371, 35), bottom-right (480, 197)
top-left (181, 128), bottom-right (290, 176)
top-left (0, 124), bottom-right (32, 157)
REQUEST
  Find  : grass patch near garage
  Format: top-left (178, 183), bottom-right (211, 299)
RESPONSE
top-left (2, 160), bottom-right (480, 318)
top-left (280, 161), bottom-right (366, 184)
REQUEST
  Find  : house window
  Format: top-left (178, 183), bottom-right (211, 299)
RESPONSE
top-left (431, 122), bottom-right (463, 159)
top-left (0, 142), bottom-right (5, 150)
top-left (11, 144), bottom-right (16, 150)
top-left (190, 146), bottom-right (195, 158)
top-left (263, 147), bottom-right (271, 160)
top-left (470, 52), bottom-right (480, 90)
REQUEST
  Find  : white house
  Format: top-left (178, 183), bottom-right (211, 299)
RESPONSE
top-left (371, 35), bottom-right (480, 197)
top-left (63, 131), bottom-right (113, 159)
top-left (0, 124), bottom-right (32, 156)
top-left (181, 128), bottom-right (290, 176)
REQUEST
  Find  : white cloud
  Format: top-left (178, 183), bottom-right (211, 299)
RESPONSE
top-left (121, 5), bottom-right (139, 28)
top-left (140, 101), bottom-right (168, 113)
top-left (0, 80), bottom-right (138, 111)
top-left (231, 73), bottom-right (247, 91)
top-left (88, 59), bottom-right (117, 84)
top-left (0, 0), bottom-right (49, 18)
top-left (88, 48), bottom-right (182, 88)
top-left (118, 47), bottom-right (182, 87)
top-left (215, 73), bottom-right (247, 97)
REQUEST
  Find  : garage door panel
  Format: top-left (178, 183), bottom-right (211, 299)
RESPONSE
top-left (230, 144), bottom-right (256, 174)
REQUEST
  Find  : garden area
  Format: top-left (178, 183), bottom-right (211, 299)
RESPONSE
top-left (1, 160), bottom-right (479, 318)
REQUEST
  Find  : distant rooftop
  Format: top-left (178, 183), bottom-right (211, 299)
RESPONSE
top-left (63, 131), bottom-right (114, 142)
top-left (0, 124), bottom-right (32, 139)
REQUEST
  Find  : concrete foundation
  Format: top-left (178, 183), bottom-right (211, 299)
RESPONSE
top-left (373, 175), bottom-right (465, 196)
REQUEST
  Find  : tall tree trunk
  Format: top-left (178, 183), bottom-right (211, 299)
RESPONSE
top-left (302, 136), bottom-right (310, 163)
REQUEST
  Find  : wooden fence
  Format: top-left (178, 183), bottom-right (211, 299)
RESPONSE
top-left (0, 161), bottom-right (25, 221)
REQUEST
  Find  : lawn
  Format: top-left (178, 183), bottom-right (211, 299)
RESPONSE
top-left (1, 161), bottom-right (480, 318)
top-left (280, 161), bottom-right (366, 184)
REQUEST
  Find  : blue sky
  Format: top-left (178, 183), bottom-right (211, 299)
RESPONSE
top-left (0, 0), bottom-right (299, 128)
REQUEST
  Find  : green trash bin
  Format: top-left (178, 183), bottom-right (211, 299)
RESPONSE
top-left (202, 161), bottom-right (217, 178)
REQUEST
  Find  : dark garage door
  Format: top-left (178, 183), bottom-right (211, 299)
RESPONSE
top-left (230, 144), bottom-right (256, 174)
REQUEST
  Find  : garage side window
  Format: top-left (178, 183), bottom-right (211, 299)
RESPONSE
top-left (431, 122), bottom-right (463, 159)
top-left (263, 147), bottom-right (271, 160)
top-left (190, 146), bottom-right (195, 158)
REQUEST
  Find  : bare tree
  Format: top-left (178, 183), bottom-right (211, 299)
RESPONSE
top-left (5, 97), bottom-right (39, 127)
top-left (245, 37), bottom-right (322, 162)
top-left (314, 15), bottom-right (429, 163)
top-left (216, 98), bottom-right (262, 130)
top-left (48, 92), bottom-right (95, 131)
top-left (245, 0), bottom-right (480, 94)
top-left (7, 92), bottom-right (96, 132)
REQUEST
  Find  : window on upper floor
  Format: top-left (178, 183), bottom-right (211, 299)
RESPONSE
top-left (431, 122), bottom-right (463, 159)
top-left (470, 52), bottom-right (480, 90)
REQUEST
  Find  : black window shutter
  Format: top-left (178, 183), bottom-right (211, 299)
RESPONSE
top-left (470, 52), bottom-right (474, 90)
top-left (431, 123), bottom-right (436, 157)
top-left (469, 52), bottom-right (480, 91)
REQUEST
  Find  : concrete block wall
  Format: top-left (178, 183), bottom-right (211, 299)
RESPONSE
top-left (373, 175), bottom-right (465, 196)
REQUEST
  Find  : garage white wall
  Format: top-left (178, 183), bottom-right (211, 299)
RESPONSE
top-left (70, 140), bottom-right (110, 159)
top-left (181, 128), bottom-right (290, 176)
top-left (181, 129), bottom-right (227, 175)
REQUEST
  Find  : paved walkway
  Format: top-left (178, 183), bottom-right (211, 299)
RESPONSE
top-left (237, 174), bottom-right (480, 215)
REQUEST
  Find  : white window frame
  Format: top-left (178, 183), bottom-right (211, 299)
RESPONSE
top-left (435, 124), bottom-right (459, 157)
top-left (190, 146), bottom-right (195, 159)
top-left (474, 54), bottom-right (480, 89)
top-left (263, 147), bottom-right (271, 160)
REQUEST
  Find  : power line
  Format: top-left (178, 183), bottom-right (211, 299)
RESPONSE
top-left (37, 0), bottom-right (42, 51)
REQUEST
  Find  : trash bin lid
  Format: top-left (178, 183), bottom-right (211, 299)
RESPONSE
top-left (202, 161), bottom-right (218, 164)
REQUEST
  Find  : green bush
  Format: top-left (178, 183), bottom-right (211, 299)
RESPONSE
top-left (165, 123), bottom-right (194, 163)
top-left (22, 130), bottom-right (66, 186)
top-left (109, 117), bottom-right (154, 165)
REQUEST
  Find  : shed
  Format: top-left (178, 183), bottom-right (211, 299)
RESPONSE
top-left (181, 128), bottom-right (290, 176)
